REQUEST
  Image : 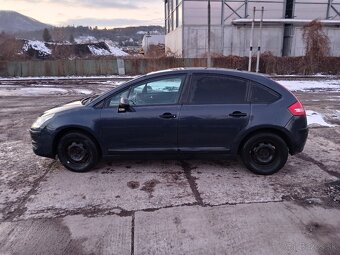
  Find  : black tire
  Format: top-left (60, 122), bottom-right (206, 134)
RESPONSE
top-left (57, 132), bottom-right (99, 172)
top-left (240, 133), bottom-right (288, 175)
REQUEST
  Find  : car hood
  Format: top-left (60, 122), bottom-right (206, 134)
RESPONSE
top-left (44, 100), bottom-right (83, 115)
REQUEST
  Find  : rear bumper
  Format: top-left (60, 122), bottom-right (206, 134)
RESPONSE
top-left (285, 116), bottom-right (309, 155)
top-left (30, 128), bottom-right (55, 159)
top-left (290, 127), bottom-right (308, 154)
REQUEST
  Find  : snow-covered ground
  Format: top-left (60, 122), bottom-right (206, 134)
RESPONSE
top-left (276, 80), bottom-right (340, 92)
top-left (0, 77), bottom-right (339, 92)
top-left (0, 87), bottom-right (67, 96)
top-left (0, 87), bottom-right (92, 96)
top-left (306, 110), bottom-right (336, 127)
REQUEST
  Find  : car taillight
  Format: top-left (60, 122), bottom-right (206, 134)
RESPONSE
top-left (288, 101), bottom-right (305, 116)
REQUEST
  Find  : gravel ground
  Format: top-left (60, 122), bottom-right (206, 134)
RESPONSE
top-left (0, 80), bottom-right (339, 255)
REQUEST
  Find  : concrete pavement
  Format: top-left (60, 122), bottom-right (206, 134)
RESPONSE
top-left (0, 83), bottom-right (339, 255)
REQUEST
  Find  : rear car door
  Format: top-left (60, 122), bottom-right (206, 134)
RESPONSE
top-left (99, 74), bottom-right (186, 154)
top-left (178, 73), bottom-right (251, 153)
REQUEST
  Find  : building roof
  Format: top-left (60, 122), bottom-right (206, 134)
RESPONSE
top-left (232, 19), bottom-right (340, 26)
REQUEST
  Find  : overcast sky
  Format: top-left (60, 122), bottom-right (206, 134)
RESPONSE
top-left (0, 0), bottom-right (164, 28)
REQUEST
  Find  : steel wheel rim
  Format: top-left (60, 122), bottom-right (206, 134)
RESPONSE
top-left (250, 142), bottom-right (276, 165)
top-left (67, 141), bottom-right (89, 163)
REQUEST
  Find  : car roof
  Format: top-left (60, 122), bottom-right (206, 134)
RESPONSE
top-left (146, 67), bottom-right (268, 78)
top-left (144, 68), bottom-right (292, 95)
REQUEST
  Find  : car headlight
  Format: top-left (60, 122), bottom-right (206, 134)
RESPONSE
top-left (31, 113), bottom-right (55, 129)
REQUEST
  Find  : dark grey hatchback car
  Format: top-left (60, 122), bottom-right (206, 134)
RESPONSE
top-left (30, 68), bottom-right (308, 175)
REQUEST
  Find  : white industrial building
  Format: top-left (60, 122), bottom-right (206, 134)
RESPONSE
top-left (164, 0), bottom-right (340, 57)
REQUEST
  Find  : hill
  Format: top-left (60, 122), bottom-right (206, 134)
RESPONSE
top-left (0, 10), bottom-right (164, 47)
top-left (0, 10), bottom-right (51, 33)
top-left (16, 25), bottom-right (165, 47)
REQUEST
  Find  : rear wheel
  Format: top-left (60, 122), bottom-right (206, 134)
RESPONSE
top-left (240, 133), bottom-right (288, 175)
top-left (57, 132), bottom-right (99, 172)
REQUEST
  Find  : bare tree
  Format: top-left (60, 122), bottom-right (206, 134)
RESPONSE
top-left (0, 33), bottom-right (22, 60)
top-left (302, 20), bottom-right (330, 74)
top-left (43, 28), bottom-right (52, 42)
top-left (50, 27), bottom-right (66, 42)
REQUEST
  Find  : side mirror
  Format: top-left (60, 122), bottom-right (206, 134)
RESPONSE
top-left (118, 97), bottom-right (130, 112)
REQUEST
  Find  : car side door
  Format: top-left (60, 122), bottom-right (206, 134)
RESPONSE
top-left (178, 73), bottom-right (251, 153)
top-left (99, 74), bottom-right (187, 154)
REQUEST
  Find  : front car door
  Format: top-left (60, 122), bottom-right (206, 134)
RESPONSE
top-left (99, 74), bottom-right (186, 154)
top-left (178, 73), bottom-right (251, 153)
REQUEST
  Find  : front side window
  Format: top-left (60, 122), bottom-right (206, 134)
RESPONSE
top-left (128, 76), bottom-right (184, 106)
top-left (189, 74), bottom-right (248, 104)
top-left (108, 75), bottom-right (184, 107)
top-left (108, 89), bottom-right (129, 107)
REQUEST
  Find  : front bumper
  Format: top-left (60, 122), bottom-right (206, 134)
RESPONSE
top-left (30, 128), bottom-right (55, 159)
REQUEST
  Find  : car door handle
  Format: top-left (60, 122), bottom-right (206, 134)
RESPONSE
top-left (160, 112), bottom-right (177, 119)
top-left (229, 111), bottom-right (247, 118)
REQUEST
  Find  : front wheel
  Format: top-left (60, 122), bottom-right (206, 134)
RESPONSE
top-left (240, 133), bottom-right (288, 175)
top-left (57, 132), bottom-right (99, 172)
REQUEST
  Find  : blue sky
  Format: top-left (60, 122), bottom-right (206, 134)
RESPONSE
top-left (0, 0), bottom-right (164, 27)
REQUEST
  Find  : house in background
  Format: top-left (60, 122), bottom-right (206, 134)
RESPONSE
top-left (164, 0), bottom-right (340, 57)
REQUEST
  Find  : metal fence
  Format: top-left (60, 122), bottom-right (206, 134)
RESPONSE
top-left (1, 56), bottom-right (340, 77)
top-left (0, 58), bottom-right (211, 77)
top-left (0, 59), bottom-right (120, 77)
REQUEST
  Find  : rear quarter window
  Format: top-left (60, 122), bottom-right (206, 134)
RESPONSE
top-left (189, 74), bottom-right (248, 104)
top-left (250, 82), bottom-right (281, 104)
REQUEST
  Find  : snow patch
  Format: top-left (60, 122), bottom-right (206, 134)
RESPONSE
top-left (88, 45), bottom-right (111, 56)
top-left (306, 110), bottom-right (336, 127)
top-left (22, 40), bottom-right (52, 56)
top-left (105, 42), bottom-right (129, 56)
top-left (0, 87), bottom-right (67, 96)
top-left (88, 43), bottom-right (128, 56)
top-left (72, 89), bottom-right (92, 95)
top-left (75, 36), bottom-right (97, 43)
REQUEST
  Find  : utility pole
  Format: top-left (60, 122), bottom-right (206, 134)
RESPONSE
top-left (256, 7), bottom-right (264, 73)
top-left (248, 7), bottom-right (256, 72)
top-left (207, 0), bottom-right (212, 67)
top-left (145, 32), bottom-right (151, 55)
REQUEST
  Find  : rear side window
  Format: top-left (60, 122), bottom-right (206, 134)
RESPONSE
top-left (250, 82), bottom-right (281, 104)
top-left (189, 74), bottom-right (248, 104)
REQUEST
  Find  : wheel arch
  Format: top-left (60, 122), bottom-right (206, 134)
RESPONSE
top-left (53, 126), bottom-right (102, 157)
top-left (236, 127), bottom-right (293, 155)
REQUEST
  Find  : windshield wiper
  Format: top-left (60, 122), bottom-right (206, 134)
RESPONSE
top-left (81, 94), bottom-right (101, 105)
top-left (81, 96), bottom-right (91, 105)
